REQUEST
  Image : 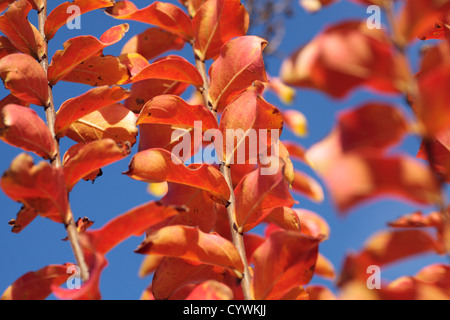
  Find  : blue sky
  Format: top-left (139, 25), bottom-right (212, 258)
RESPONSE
top-left (0, 0), bottom-right (448, 300)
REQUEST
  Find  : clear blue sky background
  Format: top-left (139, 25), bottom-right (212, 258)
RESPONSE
top-left (0, 0), bottom-right (448, 300)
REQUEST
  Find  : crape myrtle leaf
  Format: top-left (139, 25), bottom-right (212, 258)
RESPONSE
top-left (52, 249), bottom-right (107, 300)
top-left (314, 253), bottom-right (336, 280)
top-left (25, 0), bottom-right (44, 11)
top-left (0, 0), bottom-right (14, 13)
top-left (48, 24), bottom-right (129, 86)
top-left (137, 226), bottom-right (244, 277)
top-left (193, 0), bottom-right (249, 61)
top-left (63, 139), bottom-right (131, 191)
top-left (322, 153), bottom-right (442, 213)
top-left (124, 79), bottom-right (189, 113)
top-left (61, 55), bottom-right (130, 86)
top-left (159, 182), bottom-right (217, 232)
top-left (277, 286), bottom-right (309, 300)
top-left (234, 167), bottom-right (295, 233)
top-left (0, 36), bottom-right (19, 59)
top-left (417, 13), bottom-right (450, 41)
top-left (126, 55), bottom-right (203, 86)
top-left (283, 140), bottom-right (307, 163)
top-left (66, 103), bottom-right (138, 146)
top-left (121, 27), bottom-right (185, 61)
top-left (282, 109), bottom-right (308, 137)
top-left (384, 276), bottom-right (450, 300)
top-left (1, 264), bottom-right (72, 300)
top-left (1, 153), bottom-right (68, 222)
top-left (208, 36), bottom-right (268, 110)
top-left (243, 233), bottom-right (265, 262)
top-left (0, 0), bottom-right (46, 59)
top-left (178, 0), bottom-right (205, 16)
top-left (152, 257), bottom-right (229, 300)
top-left (265, 76), bottom-right (296, 105)
top-left (0, 94), bottom-right (29, 110)
top-left (0, 104), bottom-right (56, 160)
top-left (219, 83), bottom-right (283, 165)
top-left (105, 1), bottom-right (193, 40)
top-left (296, 209), bottom-right (330, 240)
top-left (8, 206), bottom-right (38, 233)
top-left (45, 0), bottom-right (116, 41)
top-left (306, 103), bottom-right (409, 173)
top-left (291, 170), bottom-right (324, 203)
top-left (389, 210), bottom-right (444, 230)
top-left (306, 285), bottom-right (337, 300)
top-left (186, 281), bottom-right (233, 300)
top-left (0, 53), bottom-right (48, 106)
top-left (398, 0), bottom-right (450, 43)
top-left (118, 52), bottom-right (149, 77)
top-left (251, 230), bottom-right (320, 300)
top-left (299, 0), bottom-right (338, 13)
top-left (263, 207), bottom-right (301, 231)
top-left (415, 264), bottom-right (450, 291)
top-left (137, 94), bottom-right (218, 132)
top-left (125, 148), bottom-right (230, 205)
top-left (139, 255), bottom-right (163, 278)
top-left (280, 21), bottom-right (407, 98)
top-left (55, 86), bottom-right (130, 138)
top-left (86, 201), bottom-right (185, 255)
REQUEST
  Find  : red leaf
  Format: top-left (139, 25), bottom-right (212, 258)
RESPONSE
top-left (55, 86), bottom-right (130, 138)
top-left (1, 153), bottom-right (68, 222)
top-left (63, 139), bottom-right (131, 191)
top-left (251, 230), bottom-right (320, 300)
top-left (291, 170), bottom-right (324, 203)
top-left (105, 1), bottom-right (193, 40)
top-left (125, 148), bottom-right (231, 205)
top-left (45, 0), bottom-right (116, 41)
top-left (48, 24), bottom-right (129, 86)
top-left (192, 0), bottom-right (249, 60)
top-left (0, 53), bottom-right (48, 106)
top-left (87, 201), bottom-right (185, 255)
top-left (8, 206), bottom-right (38, 233)
top-left (178, 0), bottom-right (205, 16)
top-left (135, 225), bottom-right (244, 276)
top-left (0, 36), bottom-right (19, 59)
top-left (186, 281), bottom-right (233, 300)
top-left (0, 0), bottom-right (46, 59)
top-left (121, 27), bottom-right (185, 61)
top-left (208, 36), bottom-right (268, 110)
top-left (263, 207), bottom-right (301, 231)
top-left (1, 264), bottom-right (72, 300)
top-left (0, 104), bottom-right (56, 159)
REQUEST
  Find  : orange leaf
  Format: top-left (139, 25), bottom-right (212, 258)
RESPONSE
top-left (125, 148), bottom-right (230, 205)
top-left (208, 36), bottom-right (268, 110)
top-left (291, 170), bottom-right (324, 202)
top-left (193, 0), bottom-right (249, 61)
top-left (1, 153), bottom-right (68, 222)
top-left (296, 209), bottom-right (330, 240)
top-left (314, 253), bottom-right (336, 280)
top-left (135, 225), bottom-right (244, 276)
top-left (234, 167), bottom-right (295, 233)
top-left (55, 86), bottom-right (130, 138)
top-left (0, 0), bottom-right (14, 13)
top-left (0, 94), bottom-right (29, 110)
top-left (65, 103), bottom-right (138, 146)
top-left (0, 0), bottom-right (46, 59)
top-left (8, 206), bottom-right (38, 233)
top-left (280, 21), bottom-right (406, 98)
top-left (178, 0), bottom-right (205, 16)
top-left (0, 36), bottom-right (19, 59)
top-left (0, 104), bottom-right (56, 159)
top-left (63, 139), bottom-right (131, 191)
top-left (251, 230), bottom-right (320, 300)
top-left (0, 53), bottom-right (48, 106)
top-left (282, 109), bottom-right (308, 137)
top-left (48, 24), bottom-right (129, 86)
top-left (86, 201), bottom-right (185, 255)
top-left (45, 0), bottom-right (116, 41)
top-left (61, 55), bottom-right (130, 86)
top-left (282, 140), bottom-right (307, 163)
top-left (121, 27), bottom-right (185, 61)
top-left (186, 281), bottom-right (233, 300)
top-left (263, 207), bottom-right (301, 231)
top-left (1, 264), bottom-right (72, 300)
top-left (322, 154), bottom-right (442, 213)
top-left (105, 1), bottom-right (193, 40)
top-left (306, 285), bottom-right (337, 300)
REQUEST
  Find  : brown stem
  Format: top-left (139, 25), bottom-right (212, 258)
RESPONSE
top-left (37, 2), bottom-right (90, 282)
top-left (194, 56), bottom-right (253, 300)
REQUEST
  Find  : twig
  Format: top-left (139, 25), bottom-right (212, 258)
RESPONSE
top-left (37, 1), bottom-right (90, 282)
top-left (194, 56), bottom-right (253, 300)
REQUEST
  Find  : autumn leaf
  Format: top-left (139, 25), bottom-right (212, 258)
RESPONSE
top-left (0, 36), bottom-right (19, 59)
top-left (186, 281), bottom-right (233, 300)
top-left (124, 148), bottom-right (230, 205)
top-left (48, 24), bottom-right (129, 86)
top-left (121, 27), bottom-right (185, 61)
top-left (45, 0), bottom-right (116, 41)
top-left (0, 0), bottom-right (46, 59)
top-left (251, 230), bottom-right (320, 300)
top-left (178, 0), bottom-right (205, 16)
top-left (0, 94), bottom-right (29, 110)
top-left (0, 104), bottom-right (56, 159)
top-left (55, 86), bottom-right (131, 138)
top-left (192, 0), bottom-right (249, 61)
top-left (8, 206), bottom-right (38, 233)
top-left (105, 1), bottom-right (193, 40)
top-left (63, 139), bottom-right (131, 191)
top-left (65, 103), bottom-right (138, 146)
top-left (1, 264), bottom-right (72, 300)
top-left (135, 225), bottom-right (244, 277)
top-left (291, 170), bottom-right (324, 203)
top-left (208, 36), bottom-right (268, 110)
top-left (0, 53), bottom-right (48, 106)
top-left (263, 207), bottom-right (301, 232)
